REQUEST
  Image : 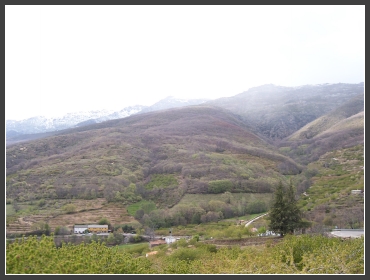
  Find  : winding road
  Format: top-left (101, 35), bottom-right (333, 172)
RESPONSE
top-left (244, 213), bottom-right (268, 227)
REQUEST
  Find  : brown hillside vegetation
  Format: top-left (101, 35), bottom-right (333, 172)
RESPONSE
top-left (287, 93), bottom-right (364, 141)
top-left (207, 83), bottom-right (364, 140)
top-left (278, 117), bottom-right (363, 166)
top-left (277, 93), bottom-right (364, 166)
top-left (318, 111), bottom-right (364, 136)
top-left (6, 106), bottom-right (301, 210)
top-left (6, 94), bottom-right (364, 235)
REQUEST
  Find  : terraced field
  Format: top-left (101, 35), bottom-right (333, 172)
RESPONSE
top-left (6, 198), bottom-right (137, 235)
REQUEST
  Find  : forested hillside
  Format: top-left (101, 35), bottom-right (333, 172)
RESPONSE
top-left (6, 106), bottom-right (300, 206)
top-left (6, 83), bottom-right (364, 237)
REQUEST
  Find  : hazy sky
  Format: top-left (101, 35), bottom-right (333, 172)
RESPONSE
top-left (5, 5), bottom-right (365, 120)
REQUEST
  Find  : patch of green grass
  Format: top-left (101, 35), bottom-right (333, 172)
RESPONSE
top-left (126, 200), bottom-right (156, 216)
top-left (116, 242), bottom-right (148, 250)
top-left (145, 174), bottom-right (178, 190)
top-left (115, 242), bottom-right (150, 256)
top-left (6, 204), bottom-right (15, 216)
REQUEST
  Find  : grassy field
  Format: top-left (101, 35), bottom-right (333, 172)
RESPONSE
top-left (126, 200), bottom-right (157, 216)
top-left (107, 242), bottom-right (151, 258)
top-left (116, 242), bottom-right (149, 250)
top-left (6, 204), bottom-right (15, 216)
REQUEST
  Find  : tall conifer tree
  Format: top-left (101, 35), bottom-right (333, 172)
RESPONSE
top-left (285, 180), bottom-right (303, 234)
top-left (267, 180), bottom-right (303, 237)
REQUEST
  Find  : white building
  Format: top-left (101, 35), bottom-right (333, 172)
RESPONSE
top-left (73, 224), bottom-right (109, 234)
top-left (74, 225), bottom-right (88, 234)
top-left (164, 236), bottom-right (176, 244)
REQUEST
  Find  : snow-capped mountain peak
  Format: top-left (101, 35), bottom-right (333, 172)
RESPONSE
top-left (6, 97), bottom-right (208, 138)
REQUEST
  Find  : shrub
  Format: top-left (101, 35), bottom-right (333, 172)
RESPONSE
top-left (245, 200), bottom-right (267, 214)
top-left (169, 247), bottom-right (203, 263)
top-left (62, 203), bottom-right (76, 214)
top-left (133, 234), bottom-right (144, 243)
top-left (122, 243), bottom-right (150, 256)
top-left (208, 180), bottom-right (233, 194)
top-left (194, 243), bottom-right (217, 253)
top-left (98, 217), bottom-right (111, 226)
top-left (145, 174), bottom-right (178, 190)
top-left (188, 238), bottom-right (198, 246)
top-left (122, 224), bottom-right (135, 233)
top-left (54, 226), bottom-right (70, 236)
top-left (176, 238), bottom-right (188, 248)
top-left (37, 199), bottom-right (46, 207)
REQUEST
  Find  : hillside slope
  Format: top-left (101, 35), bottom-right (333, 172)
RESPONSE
top-left (287, 93), bottom-right (364, 141)
top-left (206, 83), bottom-right (364, 141)
top-left (6, 105), bottom-right (301, 209)
top-left (277, 94), bottom-right (364, 165)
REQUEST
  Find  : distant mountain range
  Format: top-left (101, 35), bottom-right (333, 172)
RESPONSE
top-left (6, 96), bottom-right (210, 141)
top-left (6, 83), bottom-right (364, 146)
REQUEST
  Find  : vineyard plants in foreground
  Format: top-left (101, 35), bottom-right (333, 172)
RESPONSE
top-left (6, 234), bottom-right (364, 274)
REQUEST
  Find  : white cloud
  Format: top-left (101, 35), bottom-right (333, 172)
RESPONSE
top-left (5, 5), bottom-right (365, 120)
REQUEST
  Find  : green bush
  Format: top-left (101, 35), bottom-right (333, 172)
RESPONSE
top-left (6, 235), bottom-right (154, 273)
top-left (133, 234), bottom-right (144, 243)
top-left (98, 217), bottom-right (110, 225)
top-left (176, 238), bottom-right (188, 248)
top-left (145, 174), bottom-right (178, 190)
top-left (188, 238), bottom-right (197, 245)
top-left (194, 243), bottom-right (217, 253)
top-left (37, 199), bottom-right (46, 207)
top-left (119, 243), bottom-right (149, 256)
top-left (6, 234), bottom-right (364, 274)
top-left (245, 200), bottom-right (267, 214)
top-left (208, 180), bottom-right (233, 194)
top-left (169, 247), bottom-right (204, 263)
top-left (62, 203), bottom-right (76, 214)
top-left (54, 226), bottom-right (70, 236)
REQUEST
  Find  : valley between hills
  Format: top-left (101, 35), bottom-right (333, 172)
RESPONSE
top-left (6, 83), bottom-right (364, 237)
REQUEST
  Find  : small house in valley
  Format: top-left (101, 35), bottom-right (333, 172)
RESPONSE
top-left (88, 224), bottom-right (109, 233)
top-left (74, 225), bottom-right (88, 234)
top-left (164, 236), bottom-right (176, 244)
top-left (74, 224), bottom-right (109, 234)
